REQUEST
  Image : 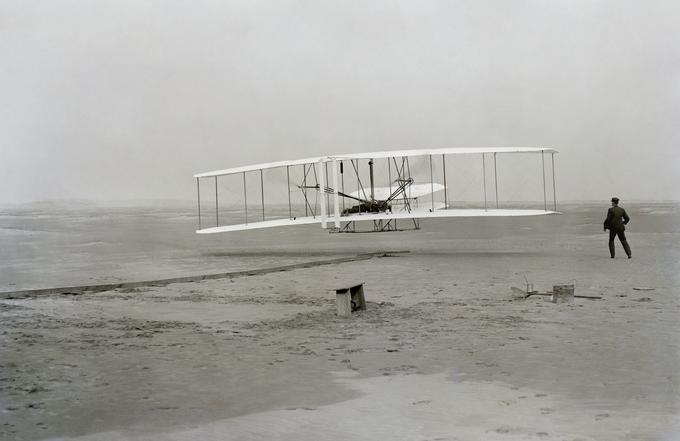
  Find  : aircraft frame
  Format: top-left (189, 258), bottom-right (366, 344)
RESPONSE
top-left (193, 147), bottom-right (559, 234)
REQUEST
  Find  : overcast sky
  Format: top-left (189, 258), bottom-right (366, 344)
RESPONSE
top-left (1, 0), bottom-right (679, 204)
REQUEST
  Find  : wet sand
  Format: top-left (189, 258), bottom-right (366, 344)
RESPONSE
top-left (1, 203), bottom-right (679, 440)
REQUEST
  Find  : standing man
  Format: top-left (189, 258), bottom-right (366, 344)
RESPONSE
top-left (604, 197), bottom-right (632, 259)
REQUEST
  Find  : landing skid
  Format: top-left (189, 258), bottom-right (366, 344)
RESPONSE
top-left (331, 218), bottom-right (420, 233)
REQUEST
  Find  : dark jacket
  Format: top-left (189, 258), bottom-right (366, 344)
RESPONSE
top-left (604, 206), bottom-right (630, 231)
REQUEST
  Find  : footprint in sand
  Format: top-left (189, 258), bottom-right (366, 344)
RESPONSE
top-left (595, 413), bottom-right (610, 420)
top-left (540, 407), bottom-right (554, 414)
top-left (493, 426), bottom-right (522, 434)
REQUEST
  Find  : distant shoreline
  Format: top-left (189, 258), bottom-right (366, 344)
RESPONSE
top-left (1, 199), bottom-right (678, 212)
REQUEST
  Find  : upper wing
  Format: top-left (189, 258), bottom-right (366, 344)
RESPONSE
top-left (194, 147), bottom-right (557, 178)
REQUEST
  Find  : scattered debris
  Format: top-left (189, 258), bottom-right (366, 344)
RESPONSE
top-left (412, 400), bottom-right (431, 405)
top-left (511, 283), bottom-right (602, 301)
top-left (571, 295), bottom-right (603, 300)
top-left (511, 286), bottom-right (533, 298)
top-left (632, 287), bottom-right (655, 291)
top-left (523, 275), bottom-right (534, 295)
top-left (634, 297), bottom-right (653, 302)
top-left (552, 284), bottom-right (575, 303)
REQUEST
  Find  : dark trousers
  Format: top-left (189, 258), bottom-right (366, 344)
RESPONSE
top-left (609, 229), bottom-right (631, 258)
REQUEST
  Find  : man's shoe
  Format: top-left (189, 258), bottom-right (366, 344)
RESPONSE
top-left (628, 255), bottom-right (632, 259)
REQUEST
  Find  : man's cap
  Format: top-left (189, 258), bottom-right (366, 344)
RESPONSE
top-left (611, 197), bottom-right (620, 204)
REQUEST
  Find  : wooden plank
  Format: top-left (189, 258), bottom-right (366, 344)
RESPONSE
top-left (336, 292), bottom-right (352, 317)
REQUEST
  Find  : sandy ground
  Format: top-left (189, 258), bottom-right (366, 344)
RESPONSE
top-left (1, 204), bottom-right (679, 440)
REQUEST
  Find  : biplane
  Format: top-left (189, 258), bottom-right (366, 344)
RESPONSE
top-left (194, 147), bottom-right (559, 234)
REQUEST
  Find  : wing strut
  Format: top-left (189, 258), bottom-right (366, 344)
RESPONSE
top-left (429, 155), bottom-right (434, 212)
top-left (442, 154), bottom-right (448, 209)
top-left (286, 165), bottom-right (292, 220)
top-left (340, 161), bottom-right (346, 212)
top-left (369, 159), bottom-right (375, 200)
top-left (260, 169), bottom-right (265, 221)
top-left (551, 152), bottom-right (557, 211)
top-left (542, 150), bottom-right (547, 211)
top-left (319, 159), bottom-right (326, 228)
top-left (494, 152), bottom-right (499, 209)
top-left (196, 177), bottom-right (201, 230)
top-left (215, 176), bottom-right (219, 226)
top-left (332, 159), bottom-right (340, 228)
top-left (482, 154), bottom-right (487, 211)
top-left (243, 172), bottom-right (248, 225)
top-left (301, 164), bottom-right (317, 218)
